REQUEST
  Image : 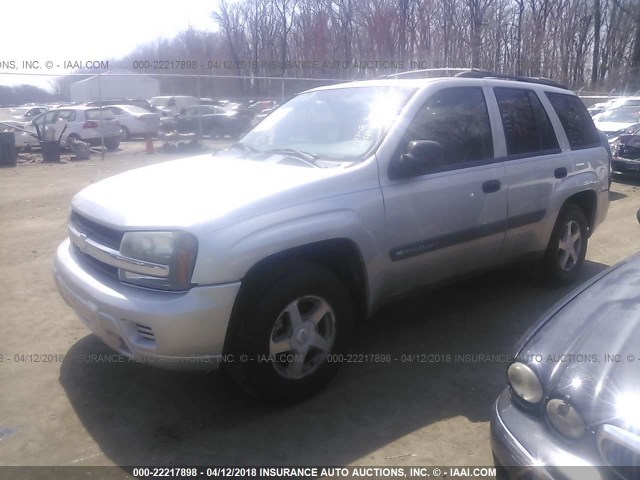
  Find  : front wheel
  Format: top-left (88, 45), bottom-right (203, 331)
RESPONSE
top-left (224, 262), bottom-right (354, 403)
top-left (541, 204), bottom-right (588, 286)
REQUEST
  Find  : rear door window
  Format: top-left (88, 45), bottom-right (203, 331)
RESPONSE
top-left (56, 110), bottom-right (75, 121)
top-left (494, 88), bottom-right (559, 156)
top-left (545, 92), bottom-right (600, 149)
top-left (528, 91), bottom-right (559, 151)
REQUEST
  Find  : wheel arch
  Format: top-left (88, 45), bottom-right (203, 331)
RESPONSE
top-left (562, 190), bottom-right (597, 236)
top-left (235, 238), bottom-right (369, 321)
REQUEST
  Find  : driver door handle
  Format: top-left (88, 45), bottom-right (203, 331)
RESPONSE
top-left (482, 180), bottom-right (501, 194)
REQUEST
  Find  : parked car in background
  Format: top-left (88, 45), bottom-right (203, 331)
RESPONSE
top-left (160, 105), bottom-right (253, 138)
top-left (105, 105), bottom-right (160, 140)
top-left (10, 105), bottom-right (48, 122)
top-left (0, 119), bottom-right (39, 151)
top-left (54, 74), bottom-right (609, 403)
top-left (86, 98), bottom-right (162, 115)
top-left (149, 96), bottom-right (199, 116)
top-left (609, 124), bottom-right (640, 177)
top-left (610, 96), bottom-right (640, 110)
top-left (248, 99), bottom-right (278, 122)
top-left (587, 105), bottom-right (605, 116)
top-left (32, 107), bottom-right (121, 150)
top-left (593, 106), bottom-right (640, 137)
top-left (491, 218), bottom-right (640, 477)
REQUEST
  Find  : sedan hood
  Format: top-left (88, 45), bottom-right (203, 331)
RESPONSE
top-left (595, 121), bottom-right (638, 135)
top-left (71, 153), bottom-right (342, 229)
top-left (517, 254), bottom-right (640, 431)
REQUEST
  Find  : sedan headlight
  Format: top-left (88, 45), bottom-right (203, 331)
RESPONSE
top-left (547, 398), bottom-right (587, 439)
top-left (118, 231), bottom-right (198, 291)
top-left (508, 362), bottom-right (544, 404)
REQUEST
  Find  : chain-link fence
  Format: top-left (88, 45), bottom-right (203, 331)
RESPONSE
top-left (0, 69), bottom-right (636, 165)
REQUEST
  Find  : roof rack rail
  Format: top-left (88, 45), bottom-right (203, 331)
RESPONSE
top-left (383, 68), bottom-right (470, 79)
top-left (454, 69), bottom-right (569, 90)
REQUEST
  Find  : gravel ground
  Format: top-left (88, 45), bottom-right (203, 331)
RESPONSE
top-left (1, 143), bottom-right (639, 470)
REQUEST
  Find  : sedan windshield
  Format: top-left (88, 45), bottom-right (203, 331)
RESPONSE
top-left (598, 107), bottom-right (640, 123)
top-left (239, 86), bottom-right (416, 162)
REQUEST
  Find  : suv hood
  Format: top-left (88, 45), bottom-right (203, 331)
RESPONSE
top-left (517, 254), bottom-right (640, 431)
top-left (71, 153), bottom-right (342, 229)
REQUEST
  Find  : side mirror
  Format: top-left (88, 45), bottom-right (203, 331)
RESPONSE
top-left (391, 140), bottom-right (445, 178)
top-left (637, 208), bottom-right (640, 225)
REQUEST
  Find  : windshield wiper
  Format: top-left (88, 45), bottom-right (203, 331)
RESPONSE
top-left (262, 147), bottom-right (319, 161)
top-left (229, 142), bottom-right (258, 153)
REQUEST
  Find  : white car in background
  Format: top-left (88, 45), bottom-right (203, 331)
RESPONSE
top-left (0, 121), bottom-right (39, 151)
top-left (10, 106), bottom-right (48, 122)
top-left (105, 105), bottom-right (161, 140)
top-left (32, 106), bottom-right (121, 150)
top-left (590, 96), bottom-right (640, 116)
top-left (593, 106), bottom-right (640, 137)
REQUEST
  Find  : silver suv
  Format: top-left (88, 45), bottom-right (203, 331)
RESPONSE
top-left (53, 75), bottom-right (610, 402)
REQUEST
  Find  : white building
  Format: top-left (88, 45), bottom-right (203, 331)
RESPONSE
top-left (69, 69), bottom-right (160, 102)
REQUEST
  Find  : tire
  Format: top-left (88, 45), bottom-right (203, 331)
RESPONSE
top-left (541, 204), bottom-right (588, 286)
top-left (104, 137), bottom-right (120, 151)
top-left (66, 133), bottom-right (81, 146)
top-left (224, 261), bottom-right (355, 403)
top-left (120, 126), bottom-right (130, 141)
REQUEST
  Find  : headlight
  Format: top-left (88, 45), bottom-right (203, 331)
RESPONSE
top-left (546, 398), bottom-right (586, 439)
top-left (118, 231), bottom-right (198, 291)
top-left (508, 362), bottom-right (544, 404)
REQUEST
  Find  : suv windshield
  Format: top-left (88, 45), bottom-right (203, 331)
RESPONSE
top-left (239, 86), bottom-right (416, 162)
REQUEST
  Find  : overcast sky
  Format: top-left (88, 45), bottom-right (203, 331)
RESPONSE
top-left (0, 0), bottom-right (219, 89)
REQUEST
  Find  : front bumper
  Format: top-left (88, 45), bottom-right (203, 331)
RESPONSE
top-left (490, 389), bottom-right (605, 480)
top-left (53, 238), bottom-right (240, 369)
top-left (612, 157), bottom-right (640, 175)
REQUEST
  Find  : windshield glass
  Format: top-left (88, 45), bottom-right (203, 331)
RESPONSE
top-left (149, 97), bottom-right (169, 107)
top-left (599, 107), bottom-right (640, 123)
top-left (119, 105), bottom-right (152, 115)
top-left (239, 86), bottom-right (416, 162)
top-left (11, 108), bottom-right (30, 116)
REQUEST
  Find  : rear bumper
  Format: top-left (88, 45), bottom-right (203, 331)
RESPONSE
top-left (53, 238), bottom-right (240, 369)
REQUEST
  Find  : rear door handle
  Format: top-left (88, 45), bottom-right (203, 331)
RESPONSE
top-left (554, 167), bottom-right (568, 179)
top-left (482, 179), bottom-right (501, 193)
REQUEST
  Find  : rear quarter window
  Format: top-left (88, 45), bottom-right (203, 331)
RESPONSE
top-left (545, 92), bottom-right (600, 150)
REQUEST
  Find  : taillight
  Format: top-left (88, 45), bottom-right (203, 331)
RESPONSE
top-left (82, 121), bottom-right (98, 129)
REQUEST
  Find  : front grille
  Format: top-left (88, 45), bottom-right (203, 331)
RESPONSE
top-left (72, 245), bottom-right (119, 279)
top-left (70, 211), bottom-right (124, 250)
top-left (617, 143), bottom-right (640, 160)
top-left (70, 211), bottom-right (123, 279)
top-left (598, 425), bottom-right (640, 478)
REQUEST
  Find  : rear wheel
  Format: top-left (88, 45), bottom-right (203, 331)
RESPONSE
top-left (66, 133), bottom-right (81, 146)
top-left (224, 261), bottom-right (354, 403)
top-left (541, 204), bottom-right (588, 286)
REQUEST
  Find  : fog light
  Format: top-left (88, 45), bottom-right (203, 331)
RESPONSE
top-left (547, 398), bottom-right (587, 439)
